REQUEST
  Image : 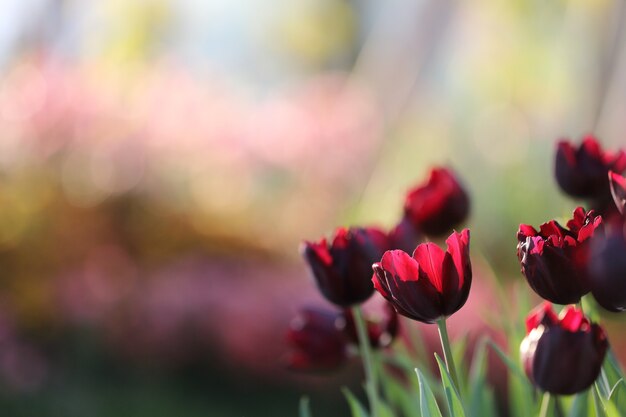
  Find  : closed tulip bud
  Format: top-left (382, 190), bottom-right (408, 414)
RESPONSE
top-left (555, 136), bottom-right (626, 214)
top-left (521, 303), bottom-right (608, 395)
top-left (302, 227), bottom-right (388, 307)
top-left (403, 168), bottom-right (470, 237)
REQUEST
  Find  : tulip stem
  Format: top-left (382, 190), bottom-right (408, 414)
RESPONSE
top-left (436, 317), bottom-right (460, 393)
top-left (351, 306), bottom-right (380, 417)
top-left (539, 392), bottom-right (552, 417)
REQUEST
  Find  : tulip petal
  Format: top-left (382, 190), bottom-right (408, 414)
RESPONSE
top-left (609, 171), bottom-right (626, 215)
top-left (445, 229), bottom-right (470, 289)
top-left (380, 250), bottom-right (419, 282)
top-left (413, 243), bottom-right (445, 292)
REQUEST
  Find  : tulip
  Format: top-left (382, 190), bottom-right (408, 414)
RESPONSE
top-left (589, 219), bottom-right (626, 312)
top-left (386, 217), bottom-right (423, 254)
top-left (285, 307), bottom-right (347, 371)
top-left (403, 167), bottom-right (470, 237)
top-left (609, 171), bottom-right (626, 215)
top-left (517, 207), bottom-right (602, 304)
top-left (555, 136), bottom-right (626, 214)
top-left (372, 229), bottom-right (471, 324)
top-left (302, 227), bottom-right (388, 307)
top-left (521, 303), bottom-right (608, 395)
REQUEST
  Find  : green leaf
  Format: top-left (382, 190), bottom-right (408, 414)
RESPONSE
top-left (342, 388), bottom-right (370, 417)
top-left (435, 353), bottom-right (466, 417)
top-left (568, 392), bottom-right (588, 417)
top-left (378, 400), bottom-right (396, 417)
top-left (416, 368), bottom-right (443, 417)
top-left (486, 338), bottom-right (535, 417)
top-left (451, 332), bottom-right (469, 396)
top-left (608, 379), bottom-right (625, 400)
top-left (379, 366), bottom-right (420, 417)
top-left (468, 337), bottom-right (497, 417)
top-left (592, 385), bottom-right (608, 417)
top-left (299, 396), bottom-right (312, 417)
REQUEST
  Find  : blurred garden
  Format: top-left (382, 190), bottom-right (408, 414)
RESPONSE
top-left (0, 1), bottom-right (626, 416)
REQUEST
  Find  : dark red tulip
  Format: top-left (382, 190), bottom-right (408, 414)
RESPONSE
top-left (340, 302), bottom-right (399, 348)
top-left (517, 207), bottom-right (603, 304)
top-left (609, 171), bottom-right (626, 215)
top-left (285, 308), bottom-right (347, 371)
top-left (372, 229), bottom-right (471, 324)
top-left (590, 219), bottom-right (626, 312)
top-left (555, 136), bottom-right (626, 214)
top-left (302, 227), bottom-right (388, 307)
top-left (387, 217), bottom-right (423, 254)
top-left (521, 303), bottom-right (608, 395)
top-left (403, 167), bottom-right (470, 237)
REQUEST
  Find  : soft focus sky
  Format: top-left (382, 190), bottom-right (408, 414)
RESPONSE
top-left (0, 1), bottom-right (624, 416)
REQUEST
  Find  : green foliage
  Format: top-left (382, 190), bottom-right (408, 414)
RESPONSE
top-left (342, 388), bottom-right (370, 417)
top-left (434, 354), bottom-right (465, 417)
top-left (416, 368), bottom-right (443, 417)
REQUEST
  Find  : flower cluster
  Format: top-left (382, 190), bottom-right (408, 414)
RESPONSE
top-left (292, 135), bottom-right (626, 417)
top-left (290, 166), bottom-right (471, 372)
top-left (515, 136), bottom-right (626, 395)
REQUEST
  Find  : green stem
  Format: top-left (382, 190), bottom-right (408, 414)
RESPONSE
top-left (351, 306), bottom-right (380, 417)
top-left (436, 317), bottom-right (460, 392)
top-left (539, 392), bottom-right (552, 417)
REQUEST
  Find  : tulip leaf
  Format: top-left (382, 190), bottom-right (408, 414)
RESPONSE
top-left (607, 379), bottom-right (626, 416)
top-left (568, 392), bottom-right (588, 417)
top-left (607, 350), bottom-right (625, 380)
top-left (299, 396), bottom-right (312, 417)
top-left (592, 385), bottom-right (608, 417)
top-left (452, 332), bottom-right (469, 397)
top-left (468, 337), bottom-right (497, 417)
top-left (608, 379), bottom-right (624, 400)
top-left (486, 338), bottom-right (534, 417)
top-left (416, 368), bottom-right (444, 417)
top-left (435, 353), bottom-right (466, 417)
top-left (342, 388), bottom-right (370, 417)
top-left (380, 366), bottom-right (420, 417)
top-left (597, 370), bottom-right (612, 399)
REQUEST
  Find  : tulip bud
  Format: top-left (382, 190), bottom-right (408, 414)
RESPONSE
top-left (403, 167), bottom-right (470, 237)
top-left (302, 227), bottom-right (388, 307)
top-left (555, 136), bottom-right (626, 215)
top-left (521, 303), bottom-right (608, 395)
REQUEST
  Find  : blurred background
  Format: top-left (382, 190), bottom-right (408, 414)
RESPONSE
top-left (0, 0), bottom-right (625, 415)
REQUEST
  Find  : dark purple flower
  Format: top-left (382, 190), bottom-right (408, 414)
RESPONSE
top-left (521, 303), bottom-right (608, 395)
top-left (555, 136), bottom-right (626, 214)
top-left (609, 171), bottom-right (626, 215)
top-left (590, 219), bottom-right (626, 312)
top-left (403, 167), bottom-right (470, 237)
top-left (340, 302), bottom-right (399, 348)
top-left (517, 207), bottom-right (603, 304)
top-left (302, 227), bottom-right (388, 307)
top-left (285, 308), bottom-right (347, 371)
top-left (372, 229), bottom-right (472, 324)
